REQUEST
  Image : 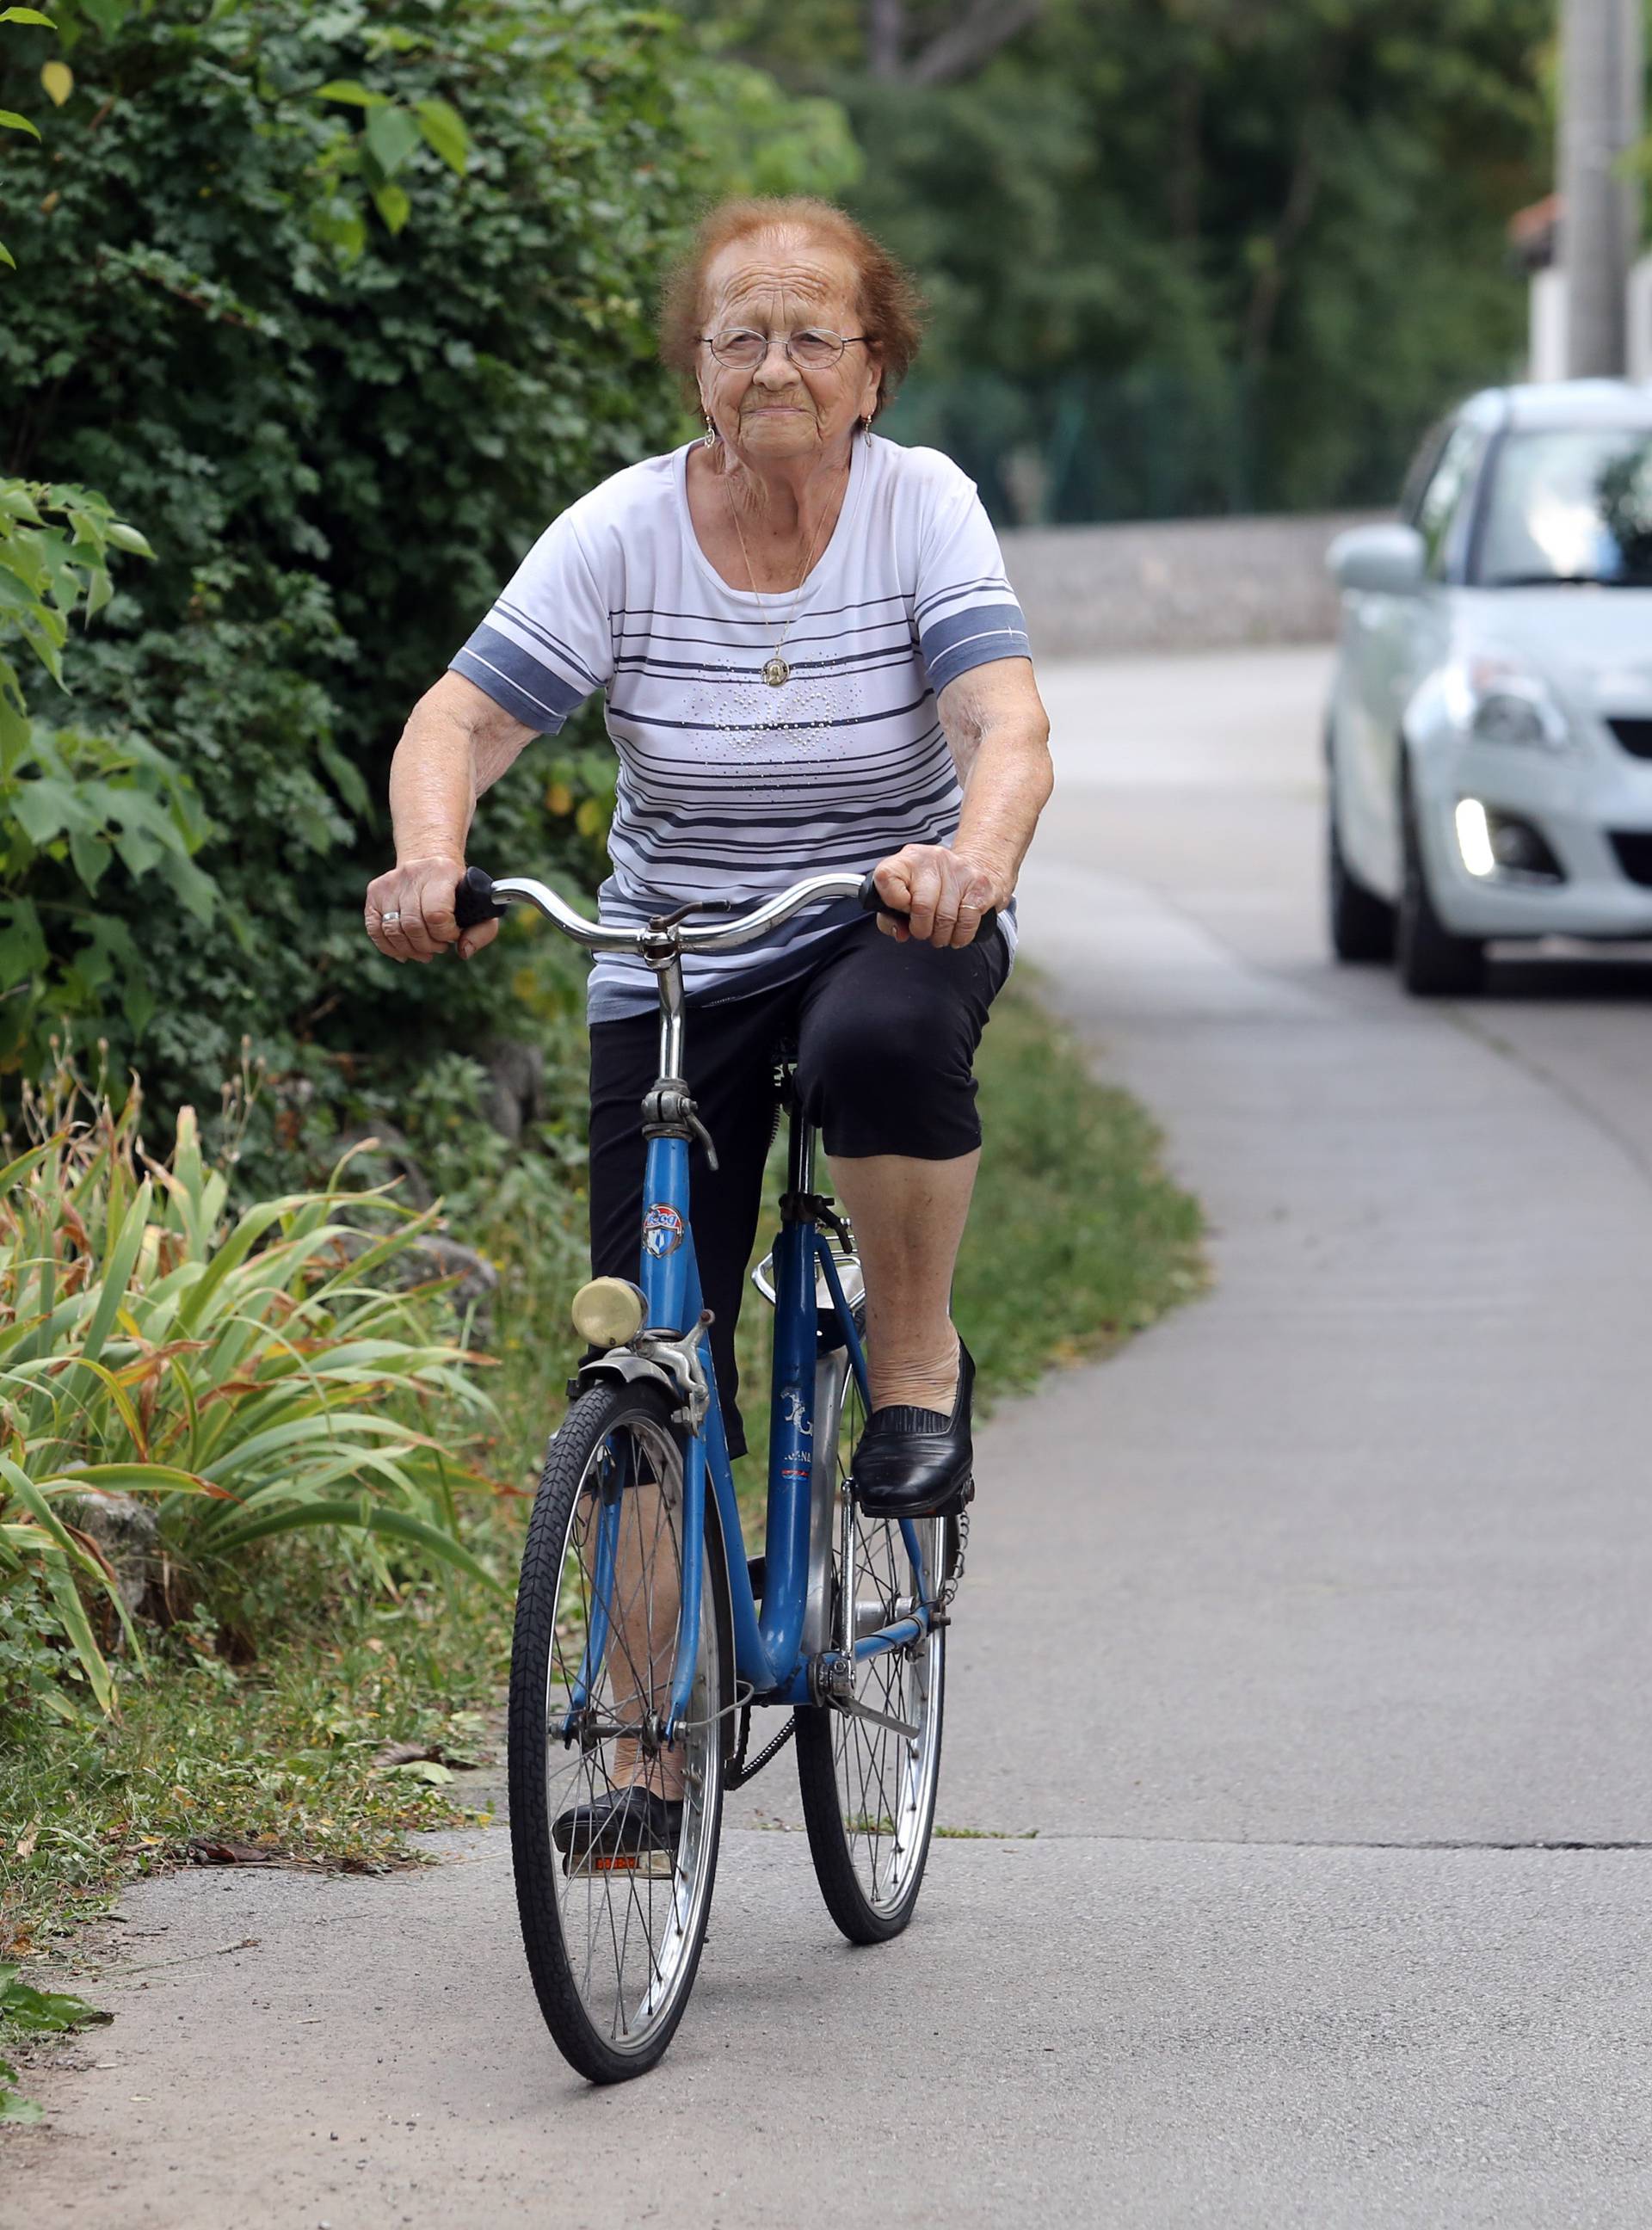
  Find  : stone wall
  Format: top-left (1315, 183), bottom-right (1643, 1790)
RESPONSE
top-left (1000, 509), bottom-right (1385, 660)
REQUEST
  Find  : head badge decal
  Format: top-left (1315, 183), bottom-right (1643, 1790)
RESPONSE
top-left (642, 1203), bottom-right (685, 1258)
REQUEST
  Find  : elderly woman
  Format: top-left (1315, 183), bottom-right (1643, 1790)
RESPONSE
top-left (366, 194), bottom-right (1051, 1524)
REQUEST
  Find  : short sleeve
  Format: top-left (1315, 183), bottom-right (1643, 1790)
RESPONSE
top-left (448, 512), bottom-right (614, 736)
top-left (913, 476), bottom-right (1031, 694)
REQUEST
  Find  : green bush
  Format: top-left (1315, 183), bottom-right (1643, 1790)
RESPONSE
top-left (0, 0), bottom-right (854, 1169)
top-left (0, 476), bottom-right (215, 1072)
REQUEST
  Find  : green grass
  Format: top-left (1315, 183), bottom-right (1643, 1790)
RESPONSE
top-left (0, 1583), bottom-right (510, 1967)
top-left (1, 979), bottom-right (1201, 1968)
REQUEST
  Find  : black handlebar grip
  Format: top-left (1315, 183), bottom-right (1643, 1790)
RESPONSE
top-left (453, 866), bottom-right (508, 931)
top-left (857, 868), bottom-right (997, 947)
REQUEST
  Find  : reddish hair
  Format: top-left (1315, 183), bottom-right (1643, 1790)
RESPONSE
top-left (658, 197), bottom-right (925, 419)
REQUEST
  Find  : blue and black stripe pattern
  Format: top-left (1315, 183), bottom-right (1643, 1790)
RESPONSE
top-left (448, 435), bottom-right (1030, 1020)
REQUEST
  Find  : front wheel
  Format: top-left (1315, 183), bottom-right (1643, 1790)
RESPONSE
top-left (794, 1346), bottom-right (947, 1944)
top-left (508, 1380), bottom-right (730, 2083)
top-left (1396, 773), bottom-right (1485, 998)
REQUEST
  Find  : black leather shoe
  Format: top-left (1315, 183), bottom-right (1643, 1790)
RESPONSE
top-left (552, 1785), bottom-right (682, 1867)
top-left (851, 1341), bottom-right (976, 1519)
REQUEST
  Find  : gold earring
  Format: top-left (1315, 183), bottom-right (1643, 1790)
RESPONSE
top-left (861, 412), bottom-right (873, 437)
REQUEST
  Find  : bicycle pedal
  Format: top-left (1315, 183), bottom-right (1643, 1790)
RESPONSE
top-left (565, 1848), bottom-right (676, 1882)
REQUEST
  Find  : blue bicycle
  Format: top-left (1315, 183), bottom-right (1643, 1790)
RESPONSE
top-left (453, 865), bottom-right (965, 2084)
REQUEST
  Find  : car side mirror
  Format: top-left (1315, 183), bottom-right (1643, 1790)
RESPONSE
top-left (1327, 522), bottom-right (1427, 596)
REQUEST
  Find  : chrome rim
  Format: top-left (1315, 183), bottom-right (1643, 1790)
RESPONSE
top-left (831, 1367), bottom-right (945, 1914)
top-left (540, 1415), bottom-right (719, 2056)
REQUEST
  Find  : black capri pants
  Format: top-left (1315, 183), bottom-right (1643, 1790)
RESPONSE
top-left (588, 913), bottom-right (1010, 1457)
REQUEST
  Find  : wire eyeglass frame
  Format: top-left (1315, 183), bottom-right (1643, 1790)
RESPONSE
top-left (698, 327), bottom-right (872, 370)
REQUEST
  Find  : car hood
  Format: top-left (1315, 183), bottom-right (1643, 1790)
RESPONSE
top-left (1451, 587), bottom-right (1652, 711)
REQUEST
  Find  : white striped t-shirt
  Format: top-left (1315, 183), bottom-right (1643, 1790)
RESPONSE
top-left (449, 434), bottom-right (1030, 1020)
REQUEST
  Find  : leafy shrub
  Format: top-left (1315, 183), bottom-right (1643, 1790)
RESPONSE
top-left (0, 0), bottom-right (856, 1173)
top-left (0, 1462), bottom-right (133, 1720)
top-left (0, 477), bottom-right (214, 1073)
top-left (0, 1051), bottom-right (504, 1717)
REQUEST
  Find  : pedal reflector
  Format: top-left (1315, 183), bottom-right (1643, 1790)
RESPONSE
top-left (566, 1849), bottom-right (675, 1880)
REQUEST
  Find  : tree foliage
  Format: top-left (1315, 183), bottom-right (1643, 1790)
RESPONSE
top-left (692, 0), bottom-right (1553, 520)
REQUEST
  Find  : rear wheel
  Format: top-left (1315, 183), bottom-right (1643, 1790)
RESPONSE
top-left (1396, 773), bottom-right (1485, 997)
top-left (794, 1346), bottom-right (946, 1944)
top-left (509, 1381), bottom-right (730, 2084)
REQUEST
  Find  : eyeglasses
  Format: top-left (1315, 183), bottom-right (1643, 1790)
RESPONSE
top-left (698, 327), bottom-right (872, 370)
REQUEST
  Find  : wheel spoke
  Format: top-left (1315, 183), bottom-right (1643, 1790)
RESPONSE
top-left (811, 1484), bottom-right (944, 1923)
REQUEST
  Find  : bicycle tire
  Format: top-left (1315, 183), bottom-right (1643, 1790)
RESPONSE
top-left (509, 1379), bottom-right (731, 2083)
top-left (794, 1340), bottom-right (947, 1944)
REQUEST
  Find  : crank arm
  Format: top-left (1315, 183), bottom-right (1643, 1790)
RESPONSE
top-left (828, 1692), bottom-right (920, 1740)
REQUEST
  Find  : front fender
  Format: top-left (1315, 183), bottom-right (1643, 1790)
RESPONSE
top-left (574, 1349), bottom-right (681, 1401)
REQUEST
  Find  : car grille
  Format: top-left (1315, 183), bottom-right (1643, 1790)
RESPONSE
top-left (1610, 832), bottom-right (1652, 886)
top-left (1606, 716), bottom-right (1652, 760)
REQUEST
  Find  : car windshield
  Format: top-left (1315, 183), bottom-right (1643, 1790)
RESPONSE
top-left (1474, 428), bottom-right (1652, 588)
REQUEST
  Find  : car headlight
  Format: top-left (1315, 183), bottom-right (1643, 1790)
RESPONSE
top-left (1442, 656), bottom-right (1572, 752)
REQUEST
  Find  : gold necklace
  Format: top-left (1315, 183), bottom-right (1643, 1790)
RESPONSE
top-left (727, 472), bottom-right (841, 687)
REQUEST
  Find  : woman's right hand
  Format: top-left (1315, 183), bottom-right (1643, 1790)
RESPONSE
top-left (364, 854), bottom-right (499, 964)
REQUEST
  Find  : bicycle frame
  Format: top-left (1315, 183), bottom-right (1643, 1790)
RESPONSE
top-left (583, 972), bottom-right (933, 1743)
top-left (640, 1106), bottom-right (935, 1741)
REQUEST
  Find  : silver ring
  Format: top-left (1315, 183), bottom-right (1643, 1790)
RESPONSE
top-left (379, 910), bottom-right (402, 925)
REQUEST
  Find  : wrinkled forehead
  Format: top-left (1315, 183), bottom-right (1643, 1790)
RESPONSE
top-left (700, 231), bottom-right (862, 330)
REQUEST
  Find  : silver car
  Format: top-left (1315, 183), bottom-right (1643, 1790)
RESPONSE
top-left (1325, 379), bottom-right (1652, 994)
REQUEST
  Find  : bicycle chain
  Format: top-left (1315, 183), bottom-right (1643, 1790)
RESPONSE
top-left (725, 1702), bottom-right (797, 1790)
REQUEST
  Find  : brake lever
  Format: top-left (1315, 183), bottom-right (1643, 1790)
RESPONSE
top-left (685, 1106), bottom-right (720, 1174)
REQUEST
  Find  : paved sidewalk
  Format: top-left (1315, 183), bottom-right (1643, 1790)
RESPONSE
top-left (14, 647), bottom-right (1652, 2227)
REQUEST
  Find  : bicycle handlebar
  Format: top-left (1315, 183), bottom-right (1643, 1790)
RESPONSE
top-left (452, 864), bottom-right (996, 952)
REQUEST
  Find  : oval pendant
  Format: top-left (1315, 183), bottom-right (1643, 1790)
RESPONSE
top-left (761, 656), bottom-right (791, 687)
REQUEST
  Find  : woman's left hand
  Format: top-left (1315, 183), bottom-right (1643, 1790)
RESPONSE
top-left (870, 844), bottom-right (1004, 948)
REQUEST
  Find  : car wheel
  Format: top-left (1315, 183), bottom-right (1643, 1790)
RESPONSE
top-left (1396, 771), bottom-right (1485, 997)
top-left (1327, 792), bottom-right (1396, 963)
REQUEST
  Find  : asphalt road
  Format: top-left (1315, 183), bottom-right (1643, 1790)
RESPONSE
top-left (14, 646), bottom-right (1652, 2227)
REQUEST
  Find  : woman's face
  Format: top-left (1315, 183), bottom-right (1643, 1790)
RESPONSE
top-left (697, 233), bottom-right (882, 469)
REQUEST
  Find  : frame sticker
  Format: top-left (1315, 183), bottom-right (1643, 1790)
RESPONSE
top-left (642, 1202), bottom-right (685, 1258)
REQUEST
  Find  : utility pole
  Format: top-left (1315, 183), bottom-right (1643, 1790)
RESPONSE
top-left (1558, 0), bottom-right (1644, 377)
